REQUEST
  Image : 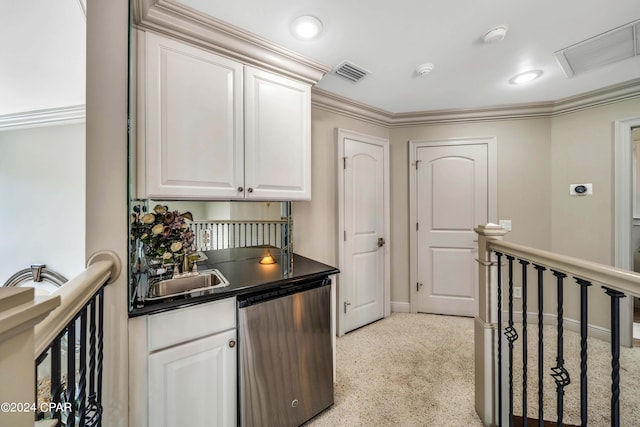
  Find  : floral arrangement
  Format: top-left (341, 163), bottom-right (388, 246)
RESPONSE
top-left (130, 204), bottom-right (196, 268)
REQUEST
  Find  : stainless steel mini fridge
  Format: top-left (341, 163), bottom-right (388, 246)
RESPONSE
top-left (238, 279), bottom-right (333, 427)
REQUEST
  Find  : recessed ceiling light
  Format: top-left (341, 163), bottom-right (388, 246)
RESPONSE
top-left (509, 70), bottom-right (543, 85)
top-left (291, 15), bottom-right (323, 40)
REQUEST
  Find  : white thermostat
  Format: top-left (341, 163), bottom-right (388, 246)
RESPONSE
top-left (570, 183), bottom-right (593, 196)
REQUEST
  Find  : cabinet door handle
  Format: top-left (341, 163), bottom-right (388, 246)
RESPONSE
top-left (229, 340), bottom-right (236, 348)
top-left (237, 187), bottom-right (244, 192)
top-left (247, 187), bottom-right (253, 193)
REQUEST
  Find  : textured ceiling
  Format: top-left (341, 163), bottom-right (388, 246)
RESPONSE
top-left (178, 0), bottom-right (640, 113)
top-left (4, 1), bottom-right (640, 116)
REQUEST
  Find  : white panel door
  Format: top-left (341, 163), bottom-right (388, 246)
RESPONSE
top-left (416, 143), bottom-right (488, 316)
top-left (244, 67), bottom-right (311, 200)
top-left (144, 32), bottom-right (244, 199)
top-left (148, 329), bottom-right (237, 427)
top-left (340, 132), bottom-right (389, 334)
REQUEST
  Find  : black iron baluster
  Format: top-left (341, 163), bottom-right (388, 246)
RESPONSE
top-left (520, 259), bottom-right (530, 427)
top-left (495, 251), bottom-right (504, 426)
top-left (550, 271), bottom-right (570, 427)
top-left (88, 299), bottom-right (96, 410)
top-left (78, 307), bottom-right (88, 427)
top-left (505, 255), bottom-right (518, 427)
top-left (574, 277), bottom-right (591, 427)
top-left (51, 336), bottom-right (63, 423)
top-left (603, 287), bottom-right (626, 427)
top-left (97, 288), bottom-right (104, 425)
top-left (84, 294), bottom-right (100, 426)
top-left (67, 320), bottom-right (77, 427)
top-left (534, 264), bottom-right (546, 427)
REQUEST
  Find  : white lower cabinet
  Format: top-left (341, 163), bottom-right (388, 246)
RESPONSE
top-left (148, 329), bottom-right (236, 427)
top-left (129, 297), bottom-right (237, 427)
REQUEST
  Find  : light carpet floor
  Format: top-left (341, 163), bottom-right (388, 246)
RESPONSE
top-left (305, 313), bottom-right (483, 427)
top-left (305, 312), bottom-right (640, 427)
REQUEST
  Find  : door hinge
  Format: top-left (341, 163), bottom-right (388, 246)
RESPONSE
top-left (416, 222), bottom-right (419, 231)
top-left (344, 301), bottom-right (351, 314)
top-left (344, 230), bottom-right (347, 241)
top-left (343, 157), bottom-right (347, 169)
top-left (417, 282), bottom-right (423, 292)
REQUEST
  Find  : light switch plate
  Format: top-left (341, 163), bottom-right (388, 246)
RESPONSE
top-left (499, 220), bottom-right (512, 231)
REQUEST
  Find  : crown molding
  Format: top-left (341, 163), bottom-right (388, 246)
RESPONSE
top-left (0, 105), bottom-right (86, 131)
top-left (133, 0), bottom-right (331, 85)
top-left (311, 88), bottom-right (391, 127)
top-left (312, 78), bottom-right (640, 127)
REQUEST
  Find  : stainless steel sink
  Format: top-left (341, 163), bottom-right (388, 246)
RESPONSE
top-left (146, 269), bottom-right (230, 300)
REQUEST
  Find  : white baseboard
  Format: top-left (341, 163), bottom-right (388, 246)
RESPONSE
top-left (391, 301), bottom-right (411, 313)
top-left (507, 310), bottom-right (611, 343)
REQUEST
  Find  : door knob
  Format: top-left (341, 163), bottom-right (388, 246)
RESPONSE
top-left (248, 187), bottom-right (254, 193)
top-left (377, 237), bottom-right (386, 247)
top-left (229, 340), bottom-right (236, 348)
top-left (237, 187), bottom-right (244, 192)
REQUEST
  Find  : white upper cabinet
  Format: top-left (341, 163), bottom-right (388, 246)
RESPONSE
top-left (142, 32), bottom-right (244, 199)
top-left (245, 67), bottom-right (311, 200)
top-left (139, 32), bottom-right (312, 201)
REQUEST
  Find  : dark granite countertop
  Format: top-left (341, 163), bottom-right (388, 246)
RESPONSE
top-left (129, 248), bottom-right (339, 317)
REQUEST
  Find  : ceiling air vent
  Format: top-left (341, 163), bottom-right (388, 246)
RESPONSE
top-left (334, 60), bottom-right (371, 83)
top-left (555, 19), bottom-right (640, 78)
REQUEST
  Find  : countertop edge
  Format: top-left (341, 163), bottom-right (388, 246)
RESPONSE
top-left (128, 266), bottom-right (339, 318)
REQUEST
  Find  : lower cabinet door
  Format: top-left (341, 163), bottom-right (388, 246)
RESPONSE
top-left (148, 329), bottom-right (237, 427)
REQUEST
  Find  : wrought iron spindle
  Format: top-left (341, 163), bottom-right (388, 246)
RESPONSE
top-left (51, 336), bottom-right (63, 423)
top-left (67, 321), bottom-right (77, 427)
top-left (603, 287), bottom-right (626, 427)
top-left (78, 308), bottom-right (88, 427)
top-left (550, 270), bottom-right (570, 427)
top-left (574, 277), bottom-right (591, 426)
top-left (97, 288), bottom-right (104, 422)
top-left (520, 259), bottom-right (530, 426)
top-left (505, 255), bottom-right (518, 427)
top-left (495, 251), bottom-right (504, 426)
top-left (534, 264), bottom-right (546, 426)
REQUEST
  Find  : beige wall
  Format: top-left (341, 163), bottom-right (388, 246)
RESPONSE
top-left (0, 123), bottom-right (86, 284)
top-left (294, 108), bottom-right (389, 266)
top-left (302, 99), bottom-right (640, 323)
top-left (550, 98), bottom-right (640, 329)
top-left (551, 98), bottom-right (640, 265)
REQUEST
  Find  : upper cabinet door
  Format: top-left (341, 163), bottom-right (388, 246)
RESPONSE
top-left (244, 67), bottom-right (311, 200)
top-left (143, 32), bottom-right (244, 199)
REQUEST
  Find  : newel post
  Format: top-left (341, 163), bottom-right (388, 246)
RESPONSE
top-left (474, 223), bottom-right (508, 426)
top-left (0, 287), bottom-right (59, 427)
